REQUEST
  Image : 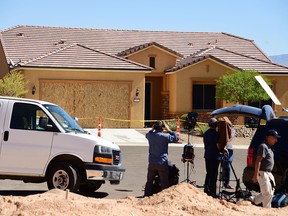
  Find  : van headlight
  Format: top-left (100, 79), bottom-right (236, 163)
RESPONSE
top-left (94, 145), bottom-right (113, 165)
top-left (99, 146), bottom-right (112, 153)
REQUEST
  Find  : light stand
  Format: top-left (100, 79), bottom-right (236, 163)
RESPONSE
top-left (181, 129), bottom-right (196, 185)
top-left (218, 153), bottom-right (251, 203)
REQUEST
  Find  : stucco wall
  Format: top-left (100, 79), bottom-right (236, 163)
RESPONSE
top-left (128, 46), bottom-right (178, 73)
top-left (20, 68), bottom-right (146, 128)
top-left (0, 42), bottom-right (9, 78)
top-left (168, 59), bottom-right (234, 114)
top-left (266, 75), bottom-right (288, 116)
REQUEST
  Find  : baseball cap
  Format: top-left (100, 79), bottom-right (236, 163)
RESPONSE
top-left (266, 129), bottom-right (281, 138)
top-left (154, 120), bottom-right (164, 128)
top-left (208, 118), bottom-right (218, 127)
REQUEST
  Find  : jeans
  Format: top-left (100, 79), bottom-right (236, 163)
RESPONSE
top-left (144, 163), bottom-right (169, 196)
top-left (254, 171), bottom-right (275, 208)
top-left (223, 149), bottom-right (234, 186)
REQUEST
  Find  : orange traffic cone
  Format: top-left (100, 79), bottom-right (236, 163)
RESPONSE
top-left (176, 117), bottom-right (181, 140)
top-left (98, 116), bottom-right (102, 137)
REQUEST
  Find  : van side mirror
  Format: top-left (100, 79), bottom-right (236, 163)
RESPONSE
top-left (39, 116), bottom-right (53, 129)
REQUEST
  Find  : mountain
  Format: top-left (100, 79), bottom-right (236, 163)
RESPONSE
top-left (270, 54), bottom-right (288, 66)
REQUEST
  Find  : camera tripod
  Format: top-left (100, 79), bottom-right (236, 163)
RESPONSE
top-left (218, 152), bottom-right (250, 203)
top-left (181, 129), bottom-right (196, 185)
top-left (181, 159), bottom-right (196, 185)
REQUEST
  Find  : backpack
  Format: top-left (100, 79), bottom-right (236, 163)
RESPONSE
top-left (152, 162), bottom-right (179, 194)
top-left (272, 192), bottom-right (288, 208)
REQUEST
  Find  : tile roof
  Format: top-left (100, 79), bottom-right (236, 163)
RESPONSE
top-left (15, 43), bottom-right (151, 71)
top-left (1, 25), bottom-right (286, 74)
top-left (116, 41), bottom-right (183, 58)
top-left (167, 47), bottom-right (288, 74)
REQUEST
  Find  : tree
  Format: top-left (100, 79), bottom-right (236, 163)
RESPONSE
top-left (216, 70), bottom-right (272, 104)
top-left (0, 71), bottom-right (28, 97)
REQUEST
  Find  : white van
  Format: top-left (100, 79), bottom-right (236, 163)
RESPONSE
top-left (0, 96), bottom-right (125, 193)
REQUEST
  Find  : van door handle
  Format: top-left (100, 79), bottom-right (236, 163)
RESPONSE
top-left (3, 131), bottom-right (9, 141)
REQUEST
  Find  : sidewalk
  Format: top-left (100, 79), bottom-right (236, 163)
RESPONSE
top-left (86, 128), bottom-right (249, 149)
top-left (86, 128), bottom-right (148, 146)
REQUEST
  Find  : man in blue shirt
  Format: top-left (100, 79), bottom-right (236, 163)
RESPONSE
top-left (144, 120), bottom-right (179, 196)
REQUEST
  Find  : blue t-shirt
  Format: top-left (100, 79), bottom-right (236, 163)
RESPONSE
top-left (146, 130), bottom-right (179, 165)
top-left (203, 128), bottom-right (221, 160)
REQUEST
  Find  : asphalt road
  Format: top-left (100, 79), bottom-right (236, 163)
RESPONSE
top-left (0, 145), bottom-right (248, 199)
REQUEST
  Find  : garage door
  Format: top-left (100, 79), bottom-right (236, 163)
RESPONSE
top-left (40, 80), bottom-right (131, 128)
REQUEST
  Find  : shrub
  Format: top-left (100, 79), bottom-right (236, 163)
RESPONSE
top-left (0, 71), bottom-right (28, 97)
top-left (166, 120), bottom-right (177, 131)
top-left (195, 123), bottom-right (209, 136)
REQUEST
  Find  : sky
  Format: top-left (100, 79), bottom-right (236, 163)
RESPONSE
top-left (0, 0), bottom-right (287, 56)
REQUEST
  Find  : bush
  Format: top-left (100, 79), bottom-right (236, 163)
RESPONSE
top-left (195, 123), bottom-right (209, 136)
top-left (180, 114), bottom-right (187, 128)
top-left (166, 120), bottom-right (177, 131)
top-left (0, 71), bottom-right (28, 97)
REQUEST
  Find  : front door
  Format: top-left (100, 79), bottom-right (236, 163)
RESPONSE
top-left (145, 82), bottom-right (151, 127)
top-left (145, 77), bottom-right (163, 125)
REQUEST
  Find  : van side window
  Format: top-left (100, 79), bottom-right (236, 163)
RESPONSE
top-left (10, 103), bottom-right (52, 131)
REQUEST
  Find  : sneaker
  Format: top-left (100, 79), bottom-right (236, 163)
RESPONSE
top-left (248, 196), bottom-right (255, 203)
top-left (224, 184), bottom-right (234, 189)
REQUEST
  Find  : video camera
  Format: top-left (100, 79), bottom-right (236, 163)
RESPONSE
top-left (184, 112), bottom-right (198, 131)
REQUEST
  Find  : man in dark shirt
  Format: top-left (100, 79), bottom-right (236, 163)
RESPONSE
top-left (144, 120), bottom-right (179, 196)
top-left (250, 129), bottom-right (279, 208)
top-left (203, 118), bottom-right (221, 198)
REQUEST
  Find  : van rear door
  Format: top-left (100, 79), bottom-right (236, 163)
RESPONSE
top-left (0, 100), bottom-right (8, 156)
top-left (0, 101), bottom-right (54, 175)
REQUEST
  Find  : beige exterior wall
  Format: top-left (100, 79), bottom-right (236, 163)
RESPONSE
top-left (0, 42), bottom-right (9, 78)
top-left (167, 59), bottom-right (234, 114)
top-left (127, 46), bottom-right (178, 74)
top-left (19, 68), bottom-right (146, 128)
top-left (265, 75), bottom-right (288, 116)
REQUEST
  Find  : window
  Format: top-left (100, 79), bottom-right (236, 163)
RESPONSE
top-left (149, 57), bottom-right (155, 68)
top-left (248, 99), bottom-right (272, 108)
top-left (10, 103), bottom-right (51, 131)
top-left (246, 100), bottom-right (272, 127)
top-left (192, 84), bottom-right (216, 110)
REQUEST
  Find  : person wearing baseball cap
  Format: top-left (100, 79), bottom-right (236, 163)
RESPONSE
top-left (250, 129), bottom-right (280, 207)
top-left (203, 118), bottom-right (221, 198)
top-left (144, 120), bottom-right (179, 196)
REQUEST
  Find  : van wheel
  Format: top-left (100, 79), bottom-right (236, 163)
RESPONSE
top-left (47, 162), bottom-right (80, 192)
top-left (78, 181), bottom-right (103, 194)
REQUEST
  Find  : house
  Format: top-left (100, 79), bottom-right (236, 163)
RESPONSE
top-left (1, 25), bottom-right (288, 128)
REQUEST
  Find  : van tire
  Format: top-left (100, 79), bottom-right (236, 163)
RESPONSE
top-left (47, 162), bottom-right (80, 192)
top-left (78, 181), bottom-right (103, 194)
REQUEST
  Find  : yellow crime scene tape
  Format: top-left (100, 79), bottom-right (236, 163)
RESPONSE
top-left (77, 116), bottom-right (247, 127)
top-left (102, 117), bottom-right (178, 123)
top-left (76, 116), bottom-right (212, 128)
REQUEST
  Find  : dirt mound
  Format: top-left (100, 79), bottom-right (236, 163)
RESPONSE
top-left (0, 183), bottom-right (286, 215)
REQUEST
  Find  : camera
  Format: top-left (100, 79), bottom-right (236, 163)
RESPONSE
top-left (184, 112), bottom-right (198, 131)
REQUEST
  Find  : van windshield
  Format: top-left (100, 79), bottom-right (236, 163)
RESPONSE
top-left (44, 104), bottom-right (84, 133)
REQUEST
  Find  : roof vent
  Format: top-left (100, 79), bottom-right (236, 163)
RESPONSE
top-left (16, 32), bottom-right (24, 37)
top-left (54, 39), bottom-right (67, 45)
top-left (187, 42), bottom-right (193, 46)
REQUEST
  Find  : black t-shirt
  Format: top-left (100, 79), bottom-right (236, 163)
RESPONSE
top-left (203, 128), bottom-right (220, 160)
